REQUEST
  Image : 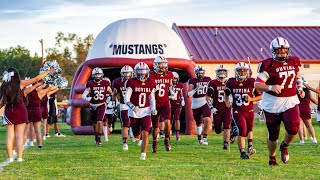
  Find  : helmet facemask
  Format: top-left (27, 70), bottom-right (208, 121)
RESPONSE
top-left (216, 69), bottom-right (228, 80)
top-left (270, 37), bottom-right (290, 62)
top-left (236, 68), bottom-right (249, 81)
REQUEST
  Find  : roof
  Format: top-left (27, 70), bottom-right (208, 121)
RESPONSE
top-left (173, 25), bottom-right (320, 62)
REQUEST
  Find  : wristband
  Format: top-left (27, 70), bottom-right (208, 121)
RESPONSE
top-left (268, 85), bottom-right (272, 91)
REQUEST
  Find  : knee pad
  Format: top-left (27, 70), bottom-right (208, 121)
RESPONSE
top-left (214, 127), bottom-right (222, 134)
top-left (268, 132), bottom-right (280, 141)
top-left (287, 127), bottom-right (299, 135)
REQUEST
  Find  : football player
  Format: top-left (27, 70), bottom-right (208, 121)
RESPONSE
top-left (206, 64), bottom-right (231, 150)
top-left (187, 66), bottom-right (212, 145)
top-left (149, 56), bottom-right (174, 152)
top-left (82, 67), bottom-right (113, 146)
top-left (169, 72), bottom-right (185, 141)
top-left (112, 65), bottom-right (134, 150)
top-left (124, 62), bottom-right (157, 160)
top-left (254, 37), bottom-right (304, 165)
top-left (225, 62), bottom-right (261, 159)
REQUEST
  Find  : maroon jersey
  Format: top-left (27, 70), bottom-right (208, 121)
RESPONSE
top-left (112, 77), bottom-right (126, 104)
top-left (225, 77), bottom-right (261, 111)
top-left (188, 76), bottom-right (211, 98)
top-left (26, 90), bottom-right (41, 107)
top-left (86, 80), bottom-right (110, 104)
top-left (149, 71), bottom-right (173, 103)
top-left (170, 82), bottom-right (184, 106)
top-left (207, 79), bottom-right (229, 110)
top-left (257, 56), bottom-right (301, 97)
top-left (125, 78), bottom-right (156, 108)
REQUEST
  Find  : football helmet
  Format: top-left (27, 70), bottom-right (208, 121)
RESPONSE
top-left (270, 37), bottom-right (290, 62)
top-left (134, 62), bottom-right (150, 81)
top-left (194, 65), bottom-right (205, 79)
top-left (215, 64), bottom-right (228, 79)
top-left (92, 67), bottom-right (104, 81)
top-left (172, 71), bottom-right (179, 85)
top-left (235, 62), bottom-right (250, 80)
top-left (120, 65), bottom-right (133, 81)
top-left (153, 56), bottom-right (168, 73)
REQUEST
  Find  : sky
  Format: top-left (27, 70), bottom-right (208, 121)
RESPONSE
top-left (0, 0), bottom-right (319, 55)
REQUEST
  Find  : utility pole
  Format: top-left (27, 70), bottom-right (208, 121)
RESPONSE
top-left (39, 39), bottom-right (45, 63)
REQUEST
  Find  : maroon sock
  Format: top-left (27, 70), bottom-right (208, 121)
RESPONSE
top-left (248, 139), bottom-right (253, 149)
top-left (123, 137), bottom-right (127, 144)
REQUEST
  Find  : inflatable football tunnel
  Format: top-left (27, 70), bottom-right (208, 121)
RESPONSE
top-left (67, 18), bottom-right (197, 135)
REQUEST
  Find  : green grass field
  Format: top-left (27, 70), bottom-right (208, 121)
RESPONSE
top-left (0, 119), bottom-right (319, 179)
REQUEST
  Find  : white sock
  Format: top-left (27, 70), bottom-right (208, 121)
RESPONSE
top-left (17, 158), bottom-right (23, 162)
top-left (103, 126), bottom-right (108, 139)
top-left (196, 126), bottom-right (203, 135)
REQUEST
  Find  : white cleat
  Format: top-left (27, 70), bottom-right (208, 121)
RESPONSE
top-left (123, 143), bottom-right (129, 151)
top-left (312, 138), bottom-right (318, 144)
top-left (109, 127), bottom-right (113, 133)
top-left (198, 139), bottom-right (208, 145)
top-left (29, 141), bottom-right (35, 147)
top-left (104, 137), bottom-right (109, 142)
top-left (43, 136), bottom-right (46, 140)
top-left (140, 153), bottom-right (146, 160)
top-left (300, 140), bottom-right (305, 144)
top-left (137, 140), bottom-right (142, 146)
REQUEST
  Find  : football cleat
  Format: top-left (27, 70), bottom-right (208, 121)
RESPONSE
top-left (164, 139), bottom-right (171, 151)
top-left (198, 139), bottom-right (208, 145)
top-left (176, 134), bottom-right (181, 141)
top-left (300, 140), bottom-right (305, 144)
top-left (248, 147), bottom-right (256, 156)
top-left (269, 159), bottom-right (279, 166)
top-left (43, 136), bottom-right (46, 140)
top-left (123, 143), bottom-right (128, 151)
top-left (280, 143), bottom-right (289, 164)
top-left (108, 127), bottom-right (113, 133)
top-left (240, 153), bottom-right (249, 159)
top-left (223, 145), bottom-right (228, 150)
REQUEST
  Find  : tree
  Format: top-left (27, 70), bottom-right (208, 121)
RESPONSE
top-left (45, 32), bottom-right (94, 100)
top-left (0, 46), bottom-right (42, 79)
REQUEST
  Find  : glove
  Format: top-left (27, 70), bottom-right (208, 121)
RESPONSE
top-left (169, 94), bottom-right (177, 100)
top-left (89, 104), bottom-right (97, 111)
top-left (107, 101), bottom-right (115, 108)
top-left (211, 107), bottom-right (218, 114)
top-left (151, 109), bottom-right (157, 116)
top-left (134, 106), bottom-right (141, 114)
top-left (86, 97), bottom-right (92, 101)
top-left (180, 99), bottom-right (185, 106)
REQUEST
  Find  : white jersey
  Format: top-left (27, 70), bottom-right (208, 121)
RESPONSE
top-left (261, 92), bottom-right (299, 113)
top-left (191, 97), bottom-right (207, 109)
top-left (128, 107), bottom-right (152, 118)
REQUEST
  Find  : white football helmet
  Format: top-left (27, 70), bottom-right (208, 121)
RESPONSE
top-left (92, 67), bottom-right (104, 81)
top-left (215, 64), bottom-right (228, 79)
top-left (134, 62), bottom-right (150, 81)
top-left (235, 62), bottom-right (250, 80)
top-left (120, 65), bottom-right (133, 81)
top-left (270, 37), bottom-right (290, 61)
top-left (153, 56), bottom-right (168, 73)
top-left (194, 65), bottom-right (205, 79)
top-left (172, 71), bottom-right (179, 85)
